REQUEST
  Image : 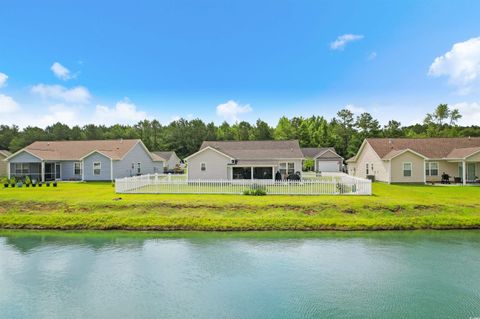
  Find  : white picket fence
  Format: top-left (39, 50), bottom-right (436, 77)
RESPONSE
top-left (115, 173), bottom-right (372, 195)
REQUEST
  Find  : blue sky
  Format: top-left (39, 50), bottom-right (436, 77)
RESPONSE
top-left (1, 0), bottom-right (480, 127)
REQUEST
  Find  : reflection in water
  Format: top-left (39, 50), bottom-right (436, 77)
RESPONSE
top-left (1, 230), bottom-right (480, 319)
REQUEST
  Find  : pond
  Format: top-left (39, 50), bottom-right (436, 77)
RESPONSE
top-left (1, 230), bottom-right (480, 319)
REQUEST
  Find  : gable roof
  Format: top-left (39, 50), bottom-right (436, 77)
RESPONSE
top-left (365, 137), bottom-right (480, 160)
top-left (0, 150), bottom-right (11, 158)
top-left (446, 147), bottom-right (480, 159)
top-left (301, 147), bottom-right (342, 159)
top-left (198, 140), bottom-right (304, 160)
top-left (153, 151), bottom-right (175, 161)
top-left (7, 139), bottom-right (156, 161)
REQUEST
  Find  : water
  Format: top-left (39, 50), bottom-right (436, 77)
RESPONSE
top-left (1, 231), bottom-right (480, 319)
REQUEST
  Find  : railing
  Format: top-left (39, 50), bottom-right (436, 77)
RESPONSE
top-left (115, 173), bottom-right (372, 195)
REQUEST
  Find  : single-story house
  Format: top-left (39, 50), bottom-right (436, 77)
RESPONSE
top-left (184, 140), bottom-right (304, 180)
top-left (5, 139), bottom-right (165, 182)
top-left (0, 150), bottom-right (12, 177)
top-left (301, 147), bottom-right (343, 172)
top-left (346, 137), bottom-right (480, 184)
top-left (152, 151), bottom-right (182, 171)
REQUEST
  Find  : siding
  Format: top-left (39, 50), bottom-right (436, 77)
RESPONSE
top-left (0, 154), bottom-right (8, 176)
top-left (113, 143), bottom-right (163, 179)
top-left (390, 152), bottom-right (425, 183)
top-left (61, 161), bottom-right (82, 180)
top-left (350, 142), bottom-right (389, 182)
top-left (165, 153), bottom-right (181, 170)
top-left (188, 149), bottom-right (231, 180)
top-left (8, 151), bottom-right (41, 163)
top-left (83, 152), bottom-right (112, 181)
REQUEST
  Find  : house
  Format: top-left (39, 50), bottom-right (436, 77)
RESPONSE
top-left (5, 139), bottom-right (165, 182)
top-left (184, 140), bottom-right (304, 180)
top-left (152, 151), bottom-right (182, 171)
top-left (346, 137), bottom-right (480, 184)
top-left (0, 150), bottom-right (12, 177)
top-left (301, 147), bottom-right (343, 172)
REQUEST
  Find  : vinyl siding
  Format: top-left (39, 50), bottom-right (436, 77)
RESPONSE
top-left (113, 143), bottom-right (163, 179)
top-left (165, 153), bottom-right (181, 170)
top-left (188, 149), bottom-right (231, 180)
top-left (0, 154), bottom-right (8, 176)
top-left (8, 151), bottom-right (41, 163)
top-left (60, 161), bottom-right (82, 180)
top-left (349, 142), bottom-right (389, 182)
top-left (83, 152), bottom-right (112, 181)
top-left (390, 152), bottom-right (425, 183)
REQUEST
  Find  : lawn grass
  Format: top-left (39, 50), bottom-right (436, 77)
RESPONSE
top-left (0, 182), bottom-right (479, 231)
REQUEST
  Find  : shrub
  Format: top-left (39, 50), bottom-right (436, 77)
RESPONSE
top-left (243, 187), bottom-right (267, 196)
top-left (25, 176), bottom-right (31, 185)
top-left (10, 177), bottom-right (16, 186)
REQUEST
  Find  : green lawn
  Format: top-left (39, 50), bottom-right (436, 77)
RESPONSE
top-left (0, 182), bottom-right (479, 231)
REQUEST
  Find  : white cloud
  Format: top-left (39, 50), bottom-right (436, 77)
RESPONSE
top-left (31, 84), bottom-right (91, 103)
top-left (0, 72), bottom-right (8, 87)
top-left (428, 37), bottom-right (480, 95)
top-left (37, 104), bottom-right (80, 127)
top-left (94, 98), bottom-right (148, 125)
top-left (330, 34), bottom-right (364, 50)
top-left (51, 62), bottom-right (73, 80)
top-left (368, 52), bottom-right (377, 60)
top-left (216, 100), bottom-right (252, 123)
top-left (453, 102), bottom-right (480, 126)
top-left (0, 94), bottom-right (20, 113)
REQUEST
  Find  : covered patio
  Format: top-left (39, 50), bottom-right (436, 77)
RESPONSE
top-left (9, 162), bottom-right (62, 182)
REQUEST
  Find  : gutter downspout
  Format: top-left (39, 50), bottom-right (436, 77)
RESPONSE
top-left (462, 160), bottom-right (466, 186)
top-left (110, 158), bottom-right (114, 182)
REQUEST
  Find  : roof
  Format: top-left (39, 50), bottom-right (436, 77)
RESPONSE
top-left (446, 147), bottom-right (480, 159)
top-left (365, 137), bottom-right (480, 160)
top-left (0, 150), bottom-right (11, 158)
top-left (301, 147), bottom-right (342, 159)
top-left (153, 151), bottom-right (175, 160)
top-left (9, 139), bottom-right (158, 161)
top-left (199, 140), bottom-right (304, 160)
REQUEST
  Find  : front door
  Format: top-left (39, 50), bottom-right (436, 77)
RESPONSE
top-left (55, 163), bottom-right (61, 180)
top-left (467, 163), bottom-right (476, 182)
top-left (45, 163), bottom-right (54, 181)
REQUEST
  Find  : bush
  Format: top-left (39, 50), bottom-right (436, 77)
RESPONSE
top-left (25, 176), bottom-right (31, 185)
top-left (243, 186), bottom-right (267, 196)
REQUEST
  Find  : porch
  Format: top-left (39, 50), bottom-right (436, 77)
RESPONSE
top-left (426, 160), bottom-right (479, 185)
top-left (9, 162), bottom-right (65, 182)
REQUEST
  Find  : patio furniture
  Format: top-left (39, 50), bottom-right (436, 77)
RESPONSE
top-left (441, 173), bottom-right (450, 184)
top-left (454, 177), bottom-right (462, 184)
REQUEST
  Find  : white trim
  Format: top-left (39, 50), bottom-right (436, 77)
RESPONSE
top-left (403, 162), bottom-right (412, 177)
top-left (4, 149), bottom-right (43, 161)
top-left (184, 146), bottom-right (234, 161)
top-left (386, 148), bottom-right (428, 160)
top-left (423, 160), bottom-right (426, 184)
top-left (425, 161), bottom-right (439, 177)
top-left (110, 158), bottom-right (114, 181)
top-left (55, 162), bottom-right (62, 180)
top-left (80, 150), bottom-right (112, 160)
top-left (81, 160), bottom-right (85, 181)
top-left (313, 149), bottom-right (343, 160)
top-left (73, 161), bottom-right (82, 176)
top-left (93, 161), bottom-right (101, 176)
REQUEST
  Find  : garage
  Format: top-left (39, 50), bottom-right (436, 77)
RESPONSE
top-left (316, 160), bottom-right (341, 172)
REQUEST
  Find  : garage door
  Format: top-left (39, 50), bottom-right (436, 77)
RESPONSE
top-left (317, 160), bottom-right (340, 172)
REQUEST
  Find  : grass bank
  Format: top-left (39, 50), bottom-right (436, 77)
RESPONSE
top-left (0, 182), bottom-right (479, 231)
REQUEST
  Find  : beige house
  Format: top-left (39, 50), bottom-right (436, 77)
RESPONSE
top-left (153, 151), bottom-right (182, 171)
top-left (346, 137), bottom-right (480, 184)
top-left (0, 150), bottom-right (12, 177)
top-left (301, 147), bottom-right (343, 172)
top-left (185, 140), bottom-right (304, 180)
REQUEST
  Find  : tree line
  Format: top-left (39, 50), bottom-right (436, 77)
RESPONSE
top-left (0, 104), bottom-right (478, 159)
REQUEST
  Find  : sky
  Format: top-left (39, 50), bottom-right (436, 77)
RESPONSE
top-left (1, 0), bottom-right (480, 128)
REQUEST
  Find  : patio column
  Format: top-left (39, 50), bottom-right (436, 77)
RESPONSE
top-left (462, 160), bottom-right (466, 185)
top-left (7, 162), bottom-right (10, 179)
top-left (41, 161), bottom-right (45, 182)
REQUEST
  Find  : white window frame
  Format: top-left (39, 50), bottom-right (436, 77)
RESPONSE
top-left (93, 162), bottom-right (101, 176)
top-left (137, 162), bottom-right (141, 175)
top-left (201, 162), bottom-right (206, 171)
top-left (403, 162), bottom-right (412, 177)
top-left (425, 162), bottom-right (439, 176)
top-left (279, 162), bottom-right (295, 176)
top-left (74, 162), bottom-right (82, 175)
top-left (365, 163), bottom-right (369, 175)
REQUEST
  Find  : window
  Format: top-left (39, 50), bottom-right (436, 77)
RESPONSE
top-left (74, 162), bottom-right (82, 175)
top-left (366, 163), bottom-right (369, 175)
top-left (201, 163), bottom-right (206, 171)
top-left (279, 162), bottom-right (295, 176)
top-left (14, 163), bottom-right (30, 174)
top-left (132, 163), bottom-right (135, 170)
top-left (371, 163), bottom-right (374, 172)
top-left (253, 167), bottom-right (273, 180)
top-left (93, 162), bottom-right (101, 175)
top-left (137, 162), bottom-right (141, 175)
top-left (425, 162), bottom-right (439, 176)
top-left (232, 167), bottom-right (251, 179)
top-left (403, 162), bottom-right (412, 177)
